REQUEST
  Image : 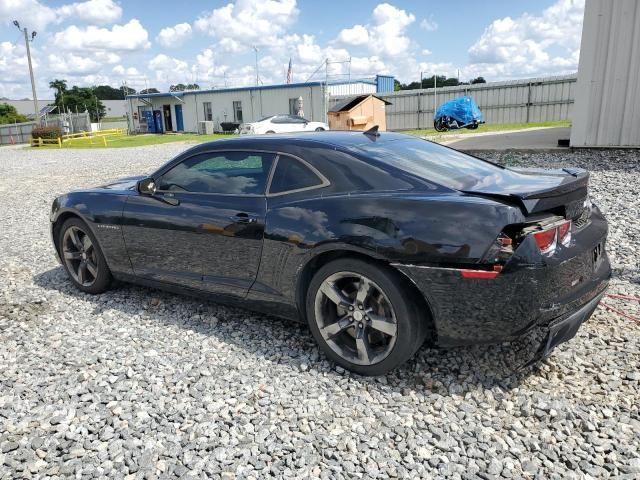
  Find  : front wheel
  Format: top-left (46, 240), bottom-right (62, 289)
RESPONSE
top-left (306, 258), bottom-right (429, 375)
top-left (58, 218), bottom-right (112, 294)
top-left (315, 127), bottom-right (325, 132)
top-left (434, 119), bottom-right (448, 132)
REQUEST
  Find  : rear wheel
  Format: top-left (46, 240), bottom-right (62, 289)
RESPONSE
top-left (306, 258), bottom-right (428, 375)
top-left (315, 127), bottom-right (325, 132)
top-left (58, 218), bottom-right (112, 294)
top-left (265, 130), bottom-right (276, 134)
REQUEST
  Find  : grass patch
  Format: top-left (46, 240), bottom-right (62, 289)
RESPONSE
top-left (407, 120), bottom-right (571, 138)
top-left (61, 133), bottom-right (233, 149)
top-left (101, 116), bottom-right (127, 123)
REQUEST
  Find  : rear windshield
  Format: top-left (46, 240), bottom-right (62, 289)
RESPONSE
top-left (349, 137), bottom-right (505, 190)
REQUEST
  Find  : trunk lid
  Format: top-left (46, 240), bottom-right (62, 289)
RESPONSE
top-left (462, 167), bottom-right (589, 219)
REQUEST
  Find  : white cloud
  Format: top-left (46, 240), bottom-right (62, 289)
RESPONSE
top-left (467, 0), bottom-right (584, 78)
top-left (156, 22), bottom-right (192, 48)
top-left (330, 3), bottom-right (414, 59)
top-left (0, 0), bottom-right (122, 31)
top-left (48, 53), bottom-right (101, 75)
top-left (422, 48), bottom-right (432, 56)
top-left (57, 0), bottom-right (122, 25)
top-left (195, 0), bottom-right (299, 47)
top-left (191, 48), bottom-right (229, 83)
top-left (420, 16), bottom-right (438, 32)
top-left (148, 54), bottom-right (189, 82)
top-left (369, 3), bottom-right (415, 57)
top-left (218, 38), bottom-right (243, 54)
top-left (53, 19), bottom-right (151, 51)
top-left (0, 41), bottom-right (29, 83)
top-left (112, 65), bottom-right (140, 77)
top-left (0, 0), bottom-right (58, 30)
top-left (335, 24), bottom-right (369, 46)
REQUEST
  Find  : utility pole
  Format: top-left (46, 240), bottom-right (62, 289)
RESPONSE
top-left (253, 46), bottom-right (259, 86)
top-left (13, 21), bottom-right (38, 122)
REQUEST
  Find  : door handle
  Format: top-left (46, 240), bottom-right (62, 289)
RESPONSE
top-left (230, 213), bottom-right (257, 224)
top-left (154, 192), bottom-right (180, 206)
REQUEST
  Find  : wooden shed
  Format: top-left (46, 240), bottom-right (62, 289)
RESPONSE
top-left (327, 95), bottom-right (391, 131)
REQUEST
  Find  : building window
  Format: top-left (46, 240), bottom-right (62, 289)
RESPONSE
top-left (203, 102), bottom-right (212, 121)
top-left (233, 101), bottom-right (243, 123)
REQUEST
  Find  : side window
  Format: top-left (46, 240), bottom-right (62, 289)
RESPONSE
top-left (157, 151), bottom-right (275, 195)
top-left (271, 115), bottom-right (289, 124)
top-left (269, 155), bottom-right (326, 194)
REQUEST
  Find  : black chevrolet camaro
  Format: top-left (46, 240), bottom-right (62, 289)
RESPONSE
top-left (50, 131), bottom-right (610, 375)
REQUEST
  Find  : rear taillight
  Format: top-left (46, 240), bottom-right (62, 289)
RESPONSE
top-left (558, 220), bottom-right (571, 246)
top-left (531, 219), bottom-right (571, 255)
top-left (532, 228), bottom-right (557, 254)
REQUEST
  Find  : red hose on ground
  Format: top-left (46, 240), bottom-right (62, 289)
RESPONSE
top-left (600, 293), bottom-right (640, 324)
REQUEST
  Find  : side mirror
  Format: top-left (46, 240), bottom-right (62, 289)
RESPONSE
top-left (137, 177), bottom-right (156, 195)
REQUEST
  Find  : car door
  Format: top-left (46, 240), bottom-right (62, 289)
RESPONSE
top-left (121, 150), bottom-right (275, 298)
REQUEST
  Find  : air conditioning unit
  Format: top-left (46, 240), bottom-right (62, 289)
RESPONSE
top-left (198, 121), bottom-right (214, 135)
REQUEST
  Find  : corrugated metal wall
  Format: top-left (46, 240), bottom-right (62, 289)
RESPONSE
top-left (128, 82), bottom-right (381, 132)
top-left (571, 0), bottom-right (640, 147)
top-left (327, 82), bottom-right (376, 97)
top-left (328, 75), bottom-right (576, 131)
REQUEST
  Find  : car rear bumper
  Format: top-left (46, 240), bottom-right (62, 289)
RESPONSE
top-left (394, 211), bottom-right (611, 350)
top-left (532, 289), bottom-right (605, 363)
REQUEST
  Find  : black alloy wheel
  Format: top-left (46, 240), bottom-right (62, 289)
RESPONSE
top-left (58, 218), bottom-right (112, 294)
top-left (307, 258), bottom-right (429, 375)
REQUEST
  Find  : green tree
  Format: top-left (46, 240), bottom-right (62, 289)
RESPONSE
top-left (139, 88), bottom-right (160, 94)
top-left (471, 76), bottom-right (487, 84)
top-left (49, 79), bottom-right (68, 105)
top-left (93, 85), bottom-right (126, 100)
top-left (54, 86), bottom-right (106, 122)
top-left (121, 85), bottom-right (137, 97)
top-left (0, 103), bottom-right (29, 124)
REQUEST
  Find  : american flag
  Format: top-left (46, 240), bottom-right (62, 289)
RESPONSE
top-left (286, 58), bottom-right (292, 83)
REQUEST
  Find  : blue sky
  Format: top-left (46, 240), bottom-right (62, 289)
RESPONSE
top-left (0, 0), bottom-right (585, 99)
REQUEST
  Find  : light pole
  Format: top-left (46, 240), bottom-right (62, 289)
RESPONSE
top-left (13, 21), bottom-right (39, 122)
top-left (253, 46), bottom-right (259, 86)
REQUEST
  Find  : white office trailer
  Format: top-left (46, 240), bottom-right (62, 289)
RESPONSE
top-left (571, 0), bottom-right (640, 147)
top-left (125, 77), bottom-right (394, 134)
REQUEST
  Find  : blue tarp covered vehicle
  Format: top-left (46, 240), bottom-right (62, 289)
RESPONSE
top-left (434, 96), bottom-right (485, 132)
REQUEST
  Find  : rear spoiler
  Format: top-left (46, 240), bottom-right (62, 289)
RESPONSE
top-left (463, 169), bottom-right (589, 217)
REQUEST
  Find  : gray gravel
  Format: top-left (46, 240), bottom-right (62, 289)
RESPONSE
top-left (1, 142), bottom-right (639, 479)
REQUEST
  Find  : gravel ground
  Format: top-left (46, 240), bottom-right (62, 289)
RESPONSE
top-left (0, 143), bottom-right (638, 479)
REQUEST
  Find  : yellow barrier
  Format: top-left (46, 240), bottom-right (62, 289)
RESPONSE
top-left (30, 128), bottom-right (127, 148)
top-left (61, 128), bottom-right (127, 146)
top-left (30, 137), bottom-right (62, 148)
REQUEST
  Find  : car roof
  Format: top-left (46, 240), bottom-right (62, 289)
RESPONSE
top-left (188, 131), bottom-right (412, 153)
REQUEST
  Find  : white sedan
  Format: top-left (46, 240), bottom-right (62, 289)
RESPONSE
top-left (239, 114), bottom-right (329, 135)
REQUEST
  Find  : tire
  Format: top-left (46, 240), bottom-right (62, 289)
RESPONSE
top-left (315, 127), bottom-right (325, 132)
top-left (265, 130), bottom-right (276, 134)
top-left (434, 119), bottom-right (448, 132)
top-left (467, 123), bottom-right (479, 130)
top-left (306, 258), bottom-right (429, 375)
top-left (57, 217), bottom-right (112, 294)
